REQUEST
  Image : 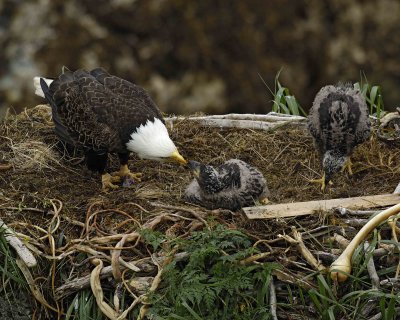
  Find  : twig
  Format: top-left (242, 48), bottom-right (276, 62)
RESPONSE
top-left (0, 218), bottom-right (37, 267)
top-left (279, 227), bottom-right (326, 272)
top-left (150, 202), bottom-right (210, 230)
top-left (335, 207), bottom-right (378, 216)
top-left (313, 251), bottom-right (338, 264)
top-left (54, 252), bottom-right (189, 300)
top-left (380, 278), bottom-right (400, 289)
top-left (269, 277), bottom-right (278, 320)
top-left (364, 242), bottom-right (380, 290)
top-left (330, 233), bottom-right (350, 249)
top-left (343, 218), bottom-right (369, 228)
top-left (272, 269), bottom-right (314, 290)
top-left (239, 252), bottom-right (272, 265)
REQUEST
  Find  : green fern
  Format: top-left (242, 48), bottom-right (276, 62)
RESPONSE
top-left (147, 225), bottom-right (278, 320)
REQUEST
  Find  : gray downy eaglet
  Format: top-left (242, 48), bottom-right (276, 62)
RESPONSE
top-left (185, 159), bottom-right (270, 210)
top-left (308, 84), bottom-right (371, 190)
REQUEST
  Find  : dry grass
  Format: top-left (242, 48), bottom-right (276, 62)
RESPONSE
top-left (0, 105), bottom-right (400, 319)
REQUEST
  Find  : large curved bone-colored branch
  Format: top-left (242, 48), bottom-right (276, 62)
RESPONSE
top-left (330, 202), bottom-right (400, 282)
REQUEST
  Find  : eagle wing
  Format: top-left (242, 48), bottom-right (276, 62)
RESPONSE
top-left (48, 70), bottom-right (120, 152)
top-left (46, 69), bottom-right (164, 152)
top-left (89, 68), bottom-right (165, 142)
top-left (308, 85), bottom-right (370, 155)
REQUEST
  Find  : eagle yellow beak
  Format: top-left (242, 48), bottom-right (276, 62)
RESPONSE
top-left (170, 150), bottom-right (187, 165)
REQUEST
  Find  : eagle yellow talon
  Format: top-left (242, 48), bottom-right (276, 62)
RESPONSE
top-left (111, 164), bottom-right (142, 182)
top-left (102, 173), bottom-right (119, 191)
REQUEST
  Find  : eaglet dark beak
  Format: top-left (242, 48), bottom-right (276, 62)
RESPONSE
top-left (188, 160), bottom-right (201, 178)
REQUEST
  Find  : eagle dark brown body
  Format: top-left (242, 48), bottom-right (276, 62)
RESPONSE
top-left (308, 84), bottom-right (371, 189)
top-left (35, 68), bottom-right (186, 190)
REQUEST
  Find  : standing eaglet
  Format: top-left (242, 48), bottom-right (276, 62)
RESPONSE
top-left (185, 159), bottom-right (270, 210)
top-left (308, 84), bottom-right (371, 191)
top-left (34, 68), bottom-right (187, 190)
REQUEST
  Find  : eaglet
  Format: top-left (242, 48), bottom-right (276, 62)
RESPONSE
top-left (185, 159), bottom-right (270, 210)
top-left (308, 84), bottom-right (371, 190)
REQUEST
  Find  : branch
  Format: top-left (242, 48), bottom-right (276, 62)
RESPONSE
top-left (0, 219), bottom-right (37, 267)
top-left (165, 113), bottom-right (306, 131)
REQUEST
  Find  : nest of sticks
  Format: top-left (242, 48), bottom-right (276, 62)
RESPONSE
top-left (0, 105), bottom-right (400, 319)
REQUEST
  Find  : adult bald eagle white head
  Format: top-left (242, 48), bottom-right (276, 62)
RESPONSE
top-left (34, 68), bottom-right (187, 190)
top-left (308, 84), bottom-right (371, 190)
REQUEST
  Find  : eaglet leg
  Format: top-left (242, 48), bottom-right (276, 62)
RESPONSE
top-left (309, 172), bottom-right (332, 191)
top-left (340, 158), bottom-right (353, 175)
top-left (111, 153), bottom-right (142, 185)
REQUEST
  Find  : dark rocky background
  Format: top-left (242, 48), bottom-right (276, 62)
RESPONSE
top-left (1, 0), bottom-right (400, 118)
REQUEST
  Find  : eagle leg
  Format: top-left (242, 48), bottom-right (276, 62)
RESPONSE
top-left (102, 173), bottom-right (120, 191)
top-left (340, 159), bottom-right (353, 175)
top-left (111, 164), bottom-right (142, 182)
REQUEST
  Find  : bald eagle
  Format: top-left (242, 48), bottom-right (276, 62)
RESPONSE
top-left (308, 84), bottom-right (371, 190)
top-left (34, 68), bottom-right (186, 190)
top-left (185, 159), bottom-right (269, 210)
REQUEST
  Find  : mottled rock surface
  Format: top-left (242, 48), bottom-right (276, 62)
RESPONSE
top-left (1, 0), bottom-right (400, 116)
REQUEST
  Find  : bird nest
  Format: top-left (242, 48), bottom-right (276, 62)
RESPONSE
top-left (0, 105), bottom-right (399, 319)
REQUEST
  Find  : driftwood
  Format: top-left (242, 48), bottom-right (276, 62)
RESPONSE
top-left (243, 193), bottom-right (400, 220)
top-left (165, 112), bottom-right (306, 131)
top-left (0, 218), bottom-right (37, 267)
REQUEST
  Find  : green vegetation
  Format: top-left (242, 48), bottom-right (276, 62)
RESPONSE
top-left (354, 73), bottom-right (385, 119)
top-left (261, 70), bottom-right (307, 116)
top-left (65, 289), bottom-right (105, 320)
top-left (306, 231), bottom-right (399, 320)
top-left (146, 225), bottom-right (277, 320)
top-left (0, 225), bottom-right (31, 317)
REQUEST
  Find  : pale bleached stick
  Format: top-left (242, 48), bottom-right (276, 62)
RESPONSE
top-left (0, 218), bottom-right (37, 267)
top-left (269, 277), bottom-right (278, 320)
top-left (336, 207), bottom-right (379, 216)
top-left (394, 181), bottom-right (400, 194)
top-left (166, 113), bottom-right (306, 122)
top-left (279, 228), bottom-right (326, 272)
top-left (167, 118), bottom-right (285, 131)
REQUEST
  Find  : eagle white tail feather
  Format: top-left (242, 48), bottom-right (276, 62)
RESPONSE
top-left (33, 77), bottom-right (53, 98)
